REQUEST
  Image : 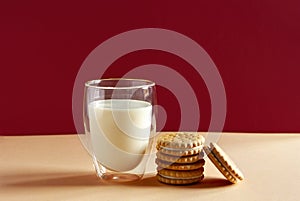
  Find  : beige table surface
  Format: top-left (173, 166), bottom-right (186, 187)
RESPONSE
top-left (1, 133), bottom-right (299, 201)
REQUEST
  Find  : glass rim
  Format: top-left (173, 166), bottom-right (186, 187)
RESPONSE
top-left (85, 78), bottom-right (155, 89)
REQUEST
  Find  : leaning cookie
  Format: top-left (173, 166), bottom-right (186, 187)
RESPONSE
top-left (204, 143), bottom-right (244, 184)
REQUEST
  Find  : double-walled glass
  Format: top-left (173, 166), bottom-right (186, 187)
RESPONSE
top-left (83, 78), bottom-right (156, 183)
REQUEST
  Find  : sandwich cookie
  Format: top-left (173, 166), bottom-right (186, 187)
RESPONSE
top-left (157, 168), bottom-right (204, 185)
top-left (204, 142), bottom-right (244, 184)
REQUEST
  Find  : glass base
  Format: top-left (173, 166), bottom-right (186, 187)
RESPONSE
top-left (93, 159), bottom-right (143, 183)
top-left (100, 173), bottom-right (141, 183)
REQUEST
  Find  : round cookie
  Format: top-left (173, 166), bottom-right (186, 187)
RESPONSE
top-left (156, 132), bottom-right (205, 149)
top-left (204, 142), bottom-right (244, 184)
top-left (157, 146), bottom-right (203, 156)
top-left (156, 152), bottom-right (204, 164)
top-left (209, 143), bottom-right (244, 180)
top-left (158, 167), bottom-right (204, 178)
top-left (156, 132), bottom-right (205, 156)
top-left (157, 174), bottom-right (204, 185)
top-left (156, 158), bottom-right (205, 170)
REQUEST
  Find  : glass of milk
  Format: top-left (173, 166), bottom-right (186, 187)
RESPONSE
top-left (83, 78), bottom-right (156, 183)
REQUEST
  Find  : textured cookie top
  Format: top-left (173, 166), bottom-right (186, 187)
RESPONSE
top-left (156, 132), bottom-right (205, 149)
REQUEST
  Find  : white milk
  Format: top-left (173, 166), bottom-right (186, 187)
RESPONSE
top-left (88, 99), bottom-right (152, 171)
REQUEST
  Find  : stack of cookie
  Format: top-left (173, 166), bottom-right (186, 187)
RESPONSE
top-left (155, 132), bottom-right (205, 185)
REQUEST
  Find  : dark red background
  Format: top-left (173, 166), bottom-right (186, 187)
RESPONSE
top-left (1, 0), bottom-right (300, 135)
